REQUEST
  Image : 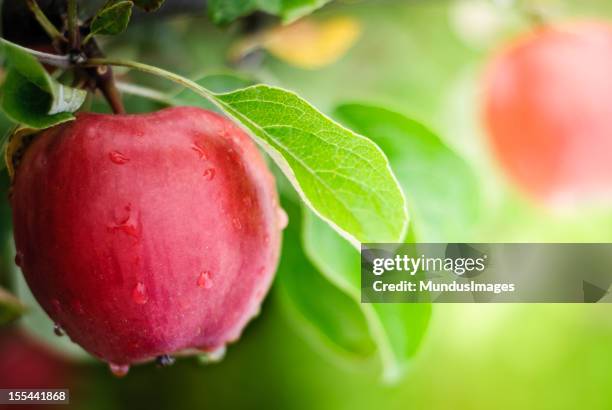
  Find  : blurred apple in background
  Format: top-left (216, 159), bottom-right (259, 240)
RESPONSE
top-left (483, 21), bottom-right (612, 206)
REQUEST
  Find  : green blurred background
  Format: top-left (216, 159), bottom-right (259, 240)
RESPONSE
top-left (2, 0), bottom-right (612, 409)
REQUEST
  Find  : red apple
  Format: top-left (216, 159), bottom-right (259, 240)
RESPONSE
top-left (0, 329), bottom-right (72, 389)
top-left (483, 21), bottom-right (612, 205)
top-left (10, 107), bottom-right (283, 373)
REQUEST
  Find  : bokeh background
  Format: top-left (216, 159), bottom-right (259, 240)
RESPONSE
top-left (2, 0), bottom-right (612, 409)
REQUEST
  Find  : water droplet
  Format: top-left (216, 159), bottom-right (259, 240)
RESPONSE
top-left (156, 354), bottom-right (176, 367)
top-left (112, 204), bottom-right (131, 225)
top-left (232, 217), bottom-right (242, 230)
top-left (277, 208), bottom-right (288, 230)
top-left (109, 151), bottom-right (130, 164)
top-left (132, 282), bottom-right (148, 304)
top-left (263, 234), bottom-right (270, 245)
top-left (242, 196), bottom-right (253, 207)
top-left (72, 299), bottom-right (85, 315)
top-left (198, 346), bottom-right (226, 364)
top-left (191, 143), bottom-right (208, 160)
top-left (202, 168), bottom-right (215, 181)
top-left (109, 363), bottom-right (130, 377)
top-left (53, 323), bottom-right (64, 337)
top-left (197, 271), bottom-right (213, 289)
top-left (109, 223), bottom-right (139, 238)
top-left (51, 299), bottom-right (62, 313)
top-left (108, 205), bottom-right (139, 238)
top-left (14, 251), bottom-right (23, 267)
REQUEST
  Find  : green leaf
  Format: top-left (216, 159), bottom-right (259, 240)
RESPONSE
top-left (208, 0), bottom-right (331, 24)
top-left (212, 85), bottom-right (408, 246)
top-left (0, 287), bottom-right (25, 325)
top-left (276, 195), bottom-right (376, 359)
top-left (302, 210), bottom-right (431, 382)
top-left (90, 1), bottom-right (133, 37)
top-left (132, 0), bottom-right (165, 12)
top-left (0, 40), bottom-right (86, 129)
top-left (333, 103), bottom-right (481, 241)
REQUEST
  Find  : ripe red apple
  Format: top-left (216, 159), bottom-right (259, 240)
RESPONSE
top-left (483, 21), bottom-right (612, 205)
top-left (0, 329), bottom-right (73, 389)
top-left (10, 107), bottom-right (284, 373)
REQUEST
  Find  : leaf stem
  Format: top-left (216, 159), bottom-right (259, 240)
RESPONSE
top-left (116, 81), bottom-right (176, 105)
top-left (86, 58), bottom-right (216, 100)
top-left (25, 0), bottom-right (67, 43)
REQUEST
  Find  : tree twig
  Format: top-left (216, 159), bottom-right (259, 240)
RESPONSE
top-left (67, 0), bottom-right (79, 50)
top-left (25, 0), bottom-right (66, 43)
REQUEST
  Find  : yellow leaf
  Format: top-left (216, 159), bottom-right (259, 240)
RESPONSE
top-left (231, 17), bottom-right (362, 70)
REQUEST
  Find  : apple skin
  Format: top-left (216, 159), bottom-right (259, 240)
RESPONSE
top-left (483, 21), bottom-right (612, 205)
top-left (0, 329), bottom-right (72, 389)
top-left (10, 107), bottom-right (283, 368)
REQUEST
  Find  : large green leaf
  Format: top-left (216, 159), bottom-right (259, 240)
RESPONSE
top-left (303, 210), bottom-right (431, 382)
top-left (212, 86), bottom-right (408, 246)
top-left (276, 196), bottom-right (376, 359)
top-left (208, 0), bottom-right (332, 24)
top-left (0, 40), bottom-right (86, 129)
top-left (333, 103), bottom-right (480, 241)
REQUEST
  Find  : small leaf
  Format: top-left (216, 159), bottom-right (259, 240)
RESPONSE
top-left (132, 0), bottom-right (165, 12)
top-left (276, 195), bottom-right (376, 359)
top-left (0, 39), bottom-right (86, 129)
top-left (333, 103), bottom-right (481, 241)
top-left (90, 1), bottom-right (133, 37)
top-left (0, 287), bottom-right (26, 325)
top-left (303, 210), bottom-right (431, 382)
top-left (208, 0), bottom-right (332, 25)
top-left (211, 85), bottom-right (409, 246)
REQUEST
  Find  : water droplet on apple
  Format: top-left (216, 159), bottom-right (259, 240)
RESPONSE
top-left (197, 271), bottom-right (213, 289)
top-left (14, 251), bottom-right (23, 267)
top-left (71, 299), bottom-right (85, 315)
top-left (51, 299), bottom-right (62, 313)
top-left (263, 234), bottom-right (270, 245)
top-left (198, 346), bottom-right (226, 364)
top-left (203, 168), bottom-right (215, 181)
top-left (109, 151), bottom-right (130, 164)
top-left (112, 204), bottom-right (131, 225)
top-left (277, 208), bottom-right (288, 229)
top-left (53, 323), bottom-right (64, 337)
top-left (242, 195), bottom-right (253, 207)
top-left (232, 217), bottom-right (242, 230)
top-left (109, 363), bottom-right (130, 377)
top-left (132, 282), bottom-right (148, 304)
top-left (191, 143), bottom-right (208, 160)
